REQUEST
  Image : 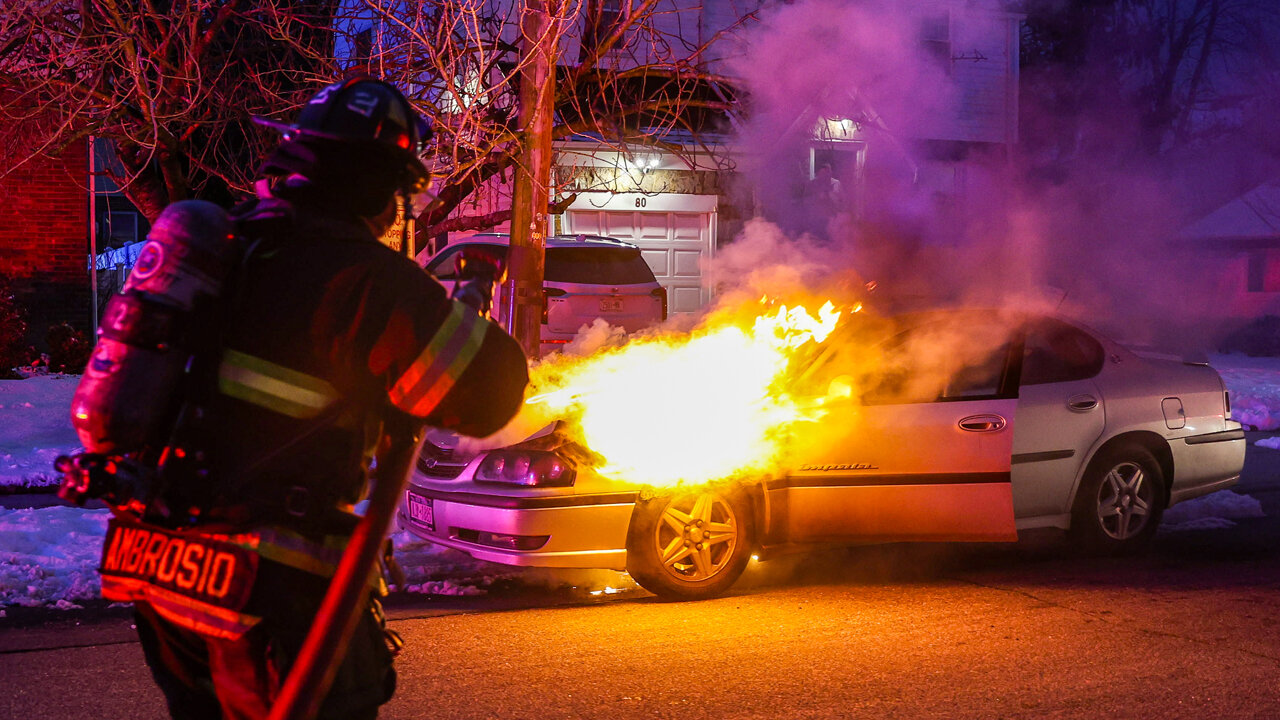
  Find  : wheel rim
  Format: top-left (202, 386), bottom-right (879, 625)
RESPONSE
top-left (1095, 461), bottom-right (1154, 540)
top-left (653, 491), bottom-right (739, 582)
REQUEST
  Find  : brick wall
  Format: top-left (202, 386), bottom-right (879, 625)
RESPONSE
top-left (0, 139), bottom-right (91, 347)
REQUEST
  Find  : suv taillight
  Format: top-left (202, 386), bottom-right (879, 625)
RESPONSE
top-left (542, 288), bottom-right (567, 324)
top-left (651, 286), bottom-right (667, 321)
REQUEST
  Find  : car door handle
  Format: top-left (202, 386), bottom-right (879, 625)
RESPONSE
top-left (959, 414), bottom-right (1007, 432)
top-left (1067, 394), bottom-right (1099, 412)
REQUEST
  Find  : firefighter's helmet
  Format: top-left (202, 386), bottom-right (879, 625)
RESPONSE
top-left (255, 77), bottom-right (433, 217)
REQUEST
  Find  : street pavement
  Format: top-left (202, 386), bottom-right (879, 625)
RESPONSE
top-left (2, 437), bottom-right (1279, 719)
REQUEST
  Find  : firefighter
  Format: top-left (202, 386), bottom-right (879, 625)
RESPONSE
top-left (97, 78), bottom-right (529, 719)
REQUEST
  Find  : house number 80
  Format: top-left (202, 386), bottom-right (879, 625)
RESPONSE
top-left (634, 197), bottom-right (647, 208)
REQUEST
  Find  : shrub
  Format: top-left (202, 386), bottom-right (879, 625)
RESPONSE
top-left (0, 279), bottom-right (32, 379)
top-left (46, 322), bottom-right (93, 374)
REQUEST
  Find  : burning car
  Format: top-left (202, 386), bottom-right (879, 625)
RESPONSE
top-left (398, 308), bottom-right (1245, 600)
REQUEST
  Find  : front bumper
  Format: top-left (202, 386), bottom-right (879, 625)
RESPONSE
top-left (399, 486), bottom-right (637, 570)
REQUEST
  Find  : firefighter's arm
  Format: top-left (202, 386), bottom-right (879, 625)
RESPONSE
top-left (383, 299), bottom-right (529, 437)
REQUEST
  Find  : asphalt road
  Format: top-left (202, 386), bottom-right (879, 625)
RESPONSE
top-left (3, 438), bottom-right (1280, 719)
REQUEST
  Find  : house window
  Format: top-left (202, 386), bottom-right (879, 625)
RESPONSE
top-left (1246, 250), bottom-right (1280, 292)
top-left (920, 11), bottom-right (951, 73)
top-left (582, 0), bottom-right (629, 58)
top-left (352, 27), bottom-right (373, 68)
top-left (105, 211), bottom-right (138, 246)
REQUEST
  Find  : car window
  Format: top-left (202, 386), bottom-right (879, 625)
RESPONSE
top-left (545, 247), bottom-right (656, 285)
top-left (798, 315), bottom-right (1014, 405)
top-left (426, 243), bottom-right (507, 280)
top-left (863, 317), bottom-right (1014, 404)
top-left (1020, 318), bottom-right (1104, 386)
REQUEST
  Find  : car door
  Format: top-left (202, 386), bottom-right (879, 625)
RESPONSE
top-left (779, 315), bottom-right (1020, 544)
top-left (1010, 318), bottom-right (1107, 520)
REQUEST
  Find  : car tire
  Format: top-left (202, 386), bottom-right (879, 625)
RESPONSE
top-left (1070, 444), bottom-right (1165, 554)
top-left (625, 486), bottom-right (754, 600)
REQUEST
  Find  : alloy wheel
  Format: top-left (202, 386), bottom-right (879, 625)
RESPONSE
top-left (1095, 461), bottom-right (1154, 540)
top-left (653, 491), bottom-right (740, 582)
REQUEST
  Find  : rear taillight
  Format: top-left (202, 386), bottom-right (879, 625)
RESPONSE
top-left (542, 288), bottom-right (567, 324)
top-left (651, 286), bottom-right (668, 320)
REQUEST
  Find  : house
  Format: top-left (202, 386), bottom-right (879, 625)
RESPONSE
top-left (1178, 180), bottom-right (1280, 338)
top-left (0, 140), bottom-right (91, 348)
top-left (381, 0), bottom-right (1023, 316)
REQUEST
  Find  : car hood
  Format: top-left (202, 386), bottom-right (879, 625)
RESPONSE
top-left (424, 421), bottom-right (561, 461)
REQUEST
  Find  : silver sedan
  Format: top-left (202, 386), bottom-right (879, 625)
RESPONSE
top-left (399, 310), bottom-right (1245, 599)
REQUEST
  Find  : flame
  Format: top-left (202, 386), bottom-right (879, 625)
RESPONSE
top-left (525, 301), bottom-right (843, 488)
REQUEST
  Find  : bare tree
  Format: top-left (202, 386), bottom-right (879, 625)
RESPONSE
top-left (1, 0), bottom-right (750, 233)
top-left (0, 1), bottom-right (340, 221)
top-left (1022, 0), bottom-right (1280, 158)
top-left (348, 0), bottom-right (750, 237)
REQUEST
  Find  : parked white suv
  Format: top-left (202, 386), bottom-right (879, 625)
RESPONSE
top-left (423, 234), bottom-right (666, 354)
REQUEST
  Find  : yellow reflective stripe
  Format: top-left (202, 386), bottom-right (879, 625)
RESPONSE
top-left (101, 576), bottom-right (261, 640)
top-left (228, 527), bottom-right (347, 577)
top-left (388, 301), bottom-right (488, 417)
top-left (389, 302), bottom-right (466, 403)
top-left (218, 349), bottom-right (338, 419)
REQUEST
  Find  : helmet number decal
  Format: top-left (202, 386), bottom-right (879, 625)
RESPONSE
top-left (346, 90), bottom-right (381, 118)
top-left (308, 83), bottom-right (340, 105)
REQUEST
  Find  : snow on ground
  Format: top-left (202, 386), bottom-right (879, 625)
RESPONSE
top-left (1, 354), bottom-right (1277, 609)
top-left (0, 505), bottom-right (109, 607)
top-left (0, 374), bottom-right (81, 492)
top-left (0, 505), bottom-right (628, 607)
top-left (1212, 353), bottom-right (1280, 431)
top-left (1162, 490), bottom-right (1266, 532)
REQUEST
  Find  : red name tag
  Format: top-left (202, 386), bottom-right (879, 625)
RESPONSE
top-left (100, 517), bottom-right (258, 613)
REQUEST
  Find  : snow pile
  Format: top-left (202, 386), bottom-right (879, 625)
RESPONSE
top-left (390, 529), bottom-right (496, 596)
top-left (1213, 354), bottom-right (1280, 430)
top-left (0, 505), bottom-right (110, 607)
top-left (1256, 436), bottom-right (1280, 450)
top-left (1162, 490), bottom-right (1265, 532)
top-left (390, 527), bottom-right (632, 597)
top-left (0, 507), bottom-right (625, 608)
top-left (0, 376), bottom-right (81, 491)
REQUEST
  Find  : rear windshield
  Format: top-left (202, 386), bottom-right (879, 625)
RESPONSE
top-left (545, 246), bottom-right (655, 284)
top-left (427, 243), bottom-right (656, 285)
top-left (425, 243), bottom-right (507, 280)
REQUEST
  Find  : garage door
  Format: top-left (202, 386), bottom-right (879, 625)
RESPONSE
top-left (565, 193), bottom-right (717, 315)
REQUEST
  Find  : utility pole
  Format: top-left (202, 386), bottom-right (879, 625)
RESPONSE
top-left (504, 0), bottom-right (560, 356)
top-left (88, 137), bottom-right (99, 332)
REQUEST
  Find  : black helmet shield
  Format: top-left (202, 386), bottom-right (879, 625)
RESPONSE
top-left (256, 77), bottom-right (433, 218)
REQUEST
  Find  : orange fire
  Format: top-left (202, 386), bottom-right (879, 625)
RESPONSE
top-left (524, 300), bottom-right (847, 488)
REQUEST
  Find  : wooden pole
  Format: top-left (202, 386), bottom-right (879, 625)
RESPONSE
top-left (504, 0), bottom-right (559, 356)
top-left (88, 137), bottom-right (99, 332)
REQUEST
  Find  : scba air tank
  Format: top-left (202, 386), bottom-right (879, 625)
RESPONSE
top-left (72, 200), bottom-right (237, 453)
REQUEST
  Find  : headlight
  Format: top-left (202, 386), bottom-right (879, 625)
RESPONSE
top-left (475, 450), bottom-right (576, 487)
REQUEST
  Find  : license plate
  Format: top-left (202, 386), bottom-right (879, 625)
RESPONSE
top-left (599, 297), bottom-right (624, 312)
top-left (407, 494), bottom-right (435, 531)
